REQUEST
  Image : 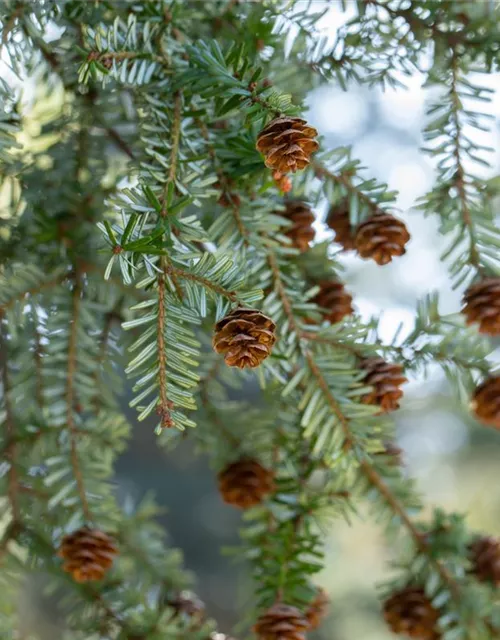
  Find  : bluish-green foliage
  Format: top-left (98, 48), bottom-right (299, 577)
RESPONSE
top-left (1, 2), bottom-right (500, 639)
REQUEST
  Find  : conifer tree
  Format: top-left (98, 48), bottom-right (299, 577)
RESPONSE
top-left (1, 1), bottom-right (500, 639)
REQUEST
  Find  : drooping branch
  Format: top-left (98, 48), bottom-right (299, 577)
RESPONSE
top-left (268, 249), bottom-right (467, 606)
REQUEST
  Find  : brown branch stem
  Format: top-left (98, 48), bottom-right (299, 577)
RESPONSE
top-left (312, 160), bottom-right (387, 217)
top-left (0, 272), bottom-right (69, 313)
top-left (156, 260), bottom-right (174, 429)
top-left (1, 320), bottom-right (21, 524)
top-left (198, 121), bottom-right (249, 243)
top-left (154, 91), bottom-right (183, 428)
top-left (450, 52), bottom-right (481, 271)
top-left (32, 308), bottom-right (44, 409)
top-left (167, 265), bottom-right (239, 303)
top-left (67, 281), bottom-right (92, 521)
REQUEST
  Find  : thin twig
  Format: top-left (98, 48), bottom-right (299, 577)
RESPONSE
top-left (156, 260), bottom-right (174, 429)
top-left (32, 307), bottom-right (44, 410)
top-left (1, 318), bottom-right (21, 524)
top-left (155, 91), bottom-right (183, 428)
top-left (0, 5), bottom-right (24, 52)
top-left (198, 121), bottom-right (249, 243)
top-left (450, 51), bottom-right (481, 271)
top-left (167, 265), bottom-right (239, 302)
top-left (0, 272), bottom-right (69, 313)
top-left (359, 459), bottom-right (461, 601)
top-left (90, 50), bottom-right (164, 63)
top-left (312, 160), bottom-right (387, 217)
top-left (67, 280), bottom-right (92, 521)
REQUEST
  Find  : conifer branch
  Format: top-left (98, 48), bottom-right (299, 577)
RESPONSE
top-left (0, 272), bottom-right (69, 313)
top-left (358, 459), bottom-right (461, 601)
top-left (312, 160), bottom-right (390, 217)
top-left (32, 308), bottom-right (45, 410)
top-left (168, 265), bottom-right (239, 302)
top-left (1, 320), bottom-right (21, 525)
top-left (269, 245), bottom-right (469, 607)
top-left (156, 263), bottom-right (174, 429)
top-left (450, 51), bottom-right (481, 272)
top-left (200, 121), bottom-right (249, 242)
top-left (66, 281), bottom-right (92, 521)
top-left (156, 91), bottom-right (183, 429)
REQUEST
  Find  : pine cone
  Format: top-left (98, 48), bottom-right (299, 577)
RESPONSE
top-left (355, 214), bottom-right (410, 265)
top-left (462, 277), bottom-right (500, 336)
top-left (213, 308), bottom-right (276, 368)
top-left (311, 280), bottom-right (353, 324)
top-left (218, 458), bottom-right (275, 508)
top-left (326, 200), bottom-right (356, 251)
top-left (469, 536), bottom-right (500, 585)
top-left (305, 588), bottom-right (329, 630)
top-left (58, 527), bottom-right (117, 583)
top-left (253, 603), bottom-right (308, 640)
top-left (273, 171), bottom-right (292, 193)
top-left (383, 586), bottom-right (441, 640)
top-left (167, 590), bottom-right (206, 621)
top-left (282, 201), bottom-right (315, 252)
top-left (360, 358), bottom-right (407, 413)
top-left (472, 377), bottom-right (500, 429)
top-left (256, 116), bottom-right (318, 174)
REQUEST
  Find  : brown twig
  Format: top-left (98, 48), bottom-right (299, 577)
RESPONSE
top-left (154, 92), bottom-right (184, 428)
top-left (89, 50), bottom-right (164, 63)
top-left (156, 260), bottom-right (174, 429)
top-left (312, 160), bottom-right (387, 218)
top-left (101, 125), bottom-right (135, 160)
top-left (1, 318), bottom-right (21, 525)
top-left (198, 121), bottom-right (249, 243)
top-left (167, 265), bottom-right (239, 303)
top-left (0, 272), bottom-right (69, 313)
top-left (1, 5), bottom-right (24, 52)
top-left (32, 307), bottom-right (44, 409)
top-left (67, 280), bottom-right (92, 521)
top-left (449, 51), bottom-right (481, 271)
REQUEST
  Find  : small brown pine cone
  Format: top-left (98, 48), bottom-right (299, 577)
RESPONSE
top-left (355, 214), bottom-right (410, 265)
top-left (462, 277), bottom-right (500, 336)
top-left (58, 527), bottom-right (117, 583)
top-left (218, 458), bottom-right (275, 509)
top-left (256, 116), bottom-right (319, 174)
top-left (326, 201), bottom-right (356, 251)
top-left (273, 171), bottom-right (292, 193)
top-left (360, 358), bottom-right (407, 413)
top-left (305, 588), bottom-right (329, 630)
top-left (469, 536), bottom-right (500, 585)
top-left (253, 603), bottom-right (308, 640)
top-left (282, 201), bottom-right (315, 252)
top-left (472, 377), bottom-right (500, 429)
top-left (167, 590), bottom-right (206, 621)
top-left (213, 308), bottom-right (276, 369)
top-left (311, 280), bottom-right (354, 324)
top-left (383, 586), bottom-right (441, 640)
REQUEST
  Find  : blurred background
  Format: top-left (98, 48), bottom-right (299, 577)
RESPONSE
top-left (3, 2), bottom-right (500, 639)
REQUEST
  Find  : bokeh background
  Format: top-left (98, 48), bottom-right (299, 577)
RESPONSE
top-left (2, 2), bottom-right (500, 639)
